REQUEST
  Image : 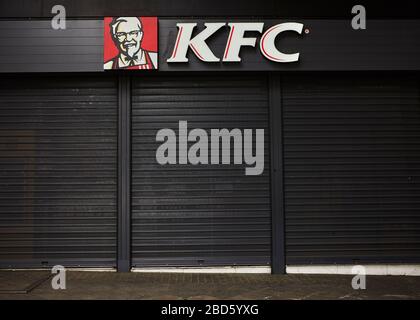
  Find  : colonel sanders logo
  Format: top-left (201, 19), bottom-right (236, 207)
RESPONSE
top-left (104, 17), bottom-right (158, 70)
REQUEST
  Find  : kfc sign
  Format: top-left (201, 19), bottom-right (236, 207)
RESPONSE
top-left (104, 17), bottom-right (158, 70)
top-left (167, 22), bottom-right (304, 63)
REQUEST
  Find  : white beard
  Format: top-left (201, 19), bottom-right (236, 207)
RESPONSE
top-left (126, 43), bottom-right (140, 58)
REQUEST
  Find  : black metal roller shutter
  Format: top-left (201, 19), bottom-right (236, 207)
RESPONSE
top-left (283, 74), bottom-right (420, 264)
top-left (0, 75), bottom-right (118, 268)
top-left (131, 75), bottom-right (271, 267)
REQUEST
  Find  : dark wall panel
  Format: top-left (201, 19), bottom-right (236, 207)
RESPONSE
top-left (283, 74), bottom-right (420, 264)
top-left (1, 19), bottom-right (420, 73)
top-left (1, 0), bottom-right (419, 19)
top-left (131, 75), bottom-right (271, 266)
top-left (0, 20), bottom-right (103, 73)
top-left (159, 20), bottom-right (420, 72)
top-left (0, 75), bottom-right (118, 268)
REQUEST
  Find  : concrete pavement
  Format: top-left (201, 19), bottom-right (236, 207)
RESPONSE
top-left (0, 271), bottom-right (419, 300)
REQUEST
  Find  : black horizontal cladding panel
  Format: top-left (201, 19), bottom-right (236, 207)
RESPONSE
top-left (2, 0), bottom-right (420, 18)
top-left (0, 74), bottom-right (118, 268)
top-left (1, 19), bottom-right (420, 73)
top-left (159, 20), bottom-right (420, 72)
top-left (0, 20), bottom-right (103, 73)
top-left (283, 74), bottom-right (420, 264)
top-left (131, 75), bottom-right (271, 266)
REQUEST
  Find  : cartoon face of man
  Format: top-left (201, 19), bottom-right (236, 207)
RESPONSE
top-left (111, 17), bottom-right (143, 58)
top-left (105, 16), bottom-right (158, 70)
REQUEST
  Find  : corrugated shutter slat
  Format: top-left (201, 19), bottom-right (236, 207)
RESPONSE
top-left (0, 75), bottom-right (118, 268)
top-left (283, 75), bottom-right (420, 264)
top-left (131, 75), bottom-right (271, 266)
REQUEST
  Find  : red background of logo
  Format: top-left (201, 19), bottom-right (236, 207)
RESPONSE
top-left (103, 17), bottom-right (158, 63)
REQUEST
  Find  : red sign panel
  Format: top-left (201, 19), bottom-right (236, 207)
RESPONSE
top-left (104, 17), bottom-right (158, 70)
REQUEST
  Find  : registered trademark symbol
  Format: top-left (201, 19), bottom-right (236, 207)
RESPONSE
top-left (304, 28), bottom-right (310, 34)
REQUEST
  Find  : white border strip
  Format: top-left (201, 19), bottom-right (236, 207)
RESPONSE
top-left (286, 265), bottom-right (420, 276)
top-left (132, 266), bottom-right (271, 274)
top-left (3, 265), bottom-right (420, 275)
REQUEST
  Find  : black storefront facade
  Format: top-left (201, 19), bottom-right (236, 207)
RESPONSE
top-left (0, 1), bottom-right (419, 274)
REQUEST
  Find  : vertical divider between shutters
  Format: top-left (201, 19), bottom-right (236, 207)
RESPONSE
top-left (269, 74), bottom-right (286, 274)
top-left (117, 75), bottom-right (132, 272)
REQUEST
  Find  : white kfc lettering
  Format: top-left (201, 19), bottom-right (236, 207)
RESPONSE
top-left (260, 22), bottom-right (303, 62)
top-left (223, 23), bottom-right (264, 62)
top-left (167, 22), bottom-right (225, 62)
top-left (167, 22), bottom-right (304, 63)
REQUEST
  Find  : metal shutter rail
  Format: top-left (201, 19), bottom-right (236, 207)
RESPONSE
top-left (283, 74), bottom-right (420, 264)
top-left (0, 75), bottom-right (118, 268)
top-left (131, 75), bottom-right (271, 266)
